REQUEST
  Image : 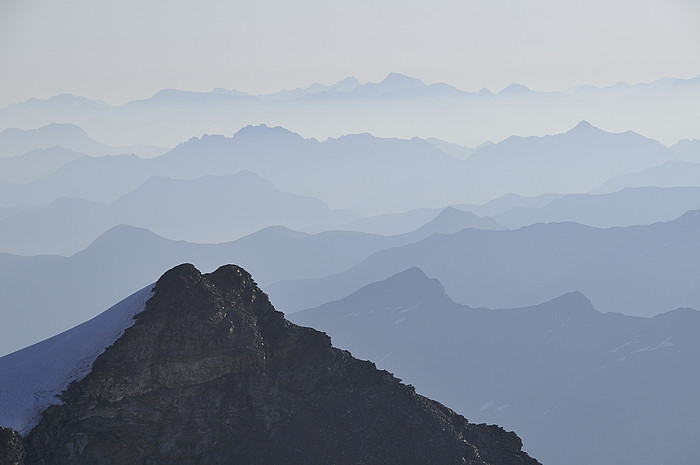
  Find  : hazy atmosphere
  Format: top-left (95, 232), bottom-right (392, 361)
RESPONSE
top-left (2, 0), bottom-right (700, 105)
top-left (1, 1), bottom-right (699, 465)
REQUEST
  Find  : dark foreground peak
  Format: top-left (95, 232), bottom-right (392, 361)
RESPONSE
top-left (14, 264), bottom-right (539, 465)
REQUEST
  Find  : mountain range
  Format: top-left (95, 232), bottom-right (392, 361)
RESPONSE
top-left (2, 71), bottom-right (699, 465)
top-left (290, 268), bottom-right (700, 465)
top-left (0, 147), bottom-right (86, 185)
top-left (0, 171), bottom-right (356, 256)
top-left (0, 123), bottom-right (164, 158)
top-left (3, 204), bottom-right (699, 356)
top-left (2, 73), bottom-right (698, 151)
top-left (268, 209), bottom-right (700, 317)
top-left (0, 264), bottom-right (540, 465)
top-left (0, 122), bottom-right (687, 217)
top-left (0, 206), bottom-right (498, 355)
top-left (491, 186), bottom-right (700, 229)
top-left (595, 161), bottom-right (700, 193)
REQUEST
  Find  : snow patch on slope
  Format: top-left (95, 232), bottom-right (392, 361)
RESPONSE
top-left (0, 284), bottom-right (153, 435)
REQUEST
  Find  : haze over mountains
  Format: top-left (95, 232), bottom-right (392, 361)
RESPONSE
top-left (492, 186), bottom-right (700, 229)
top-left (0, 120), bottom-right (694, 214)
top-left (2, 73), bottom-right (699, 148)
top-left (2, 205), bottom-right (699, 356)
top-left (0, 123), bottom-right (164, 159)
top-left (2, 72), bottom-right (700, 464)
top-left (0, 171), bottom-right (355, 256)
top-left (290, 268), bottom-right (700, 465)
top-left (268, 209), bottom-right (700, 317)
top-left (1, 109), bottom-right (699, 355)
top-left (0, 205), bottom-right (507, 356)
top-left (0, 147), bottom-right (86, 185)
top-left (595, 161), bottom-right (700, 193)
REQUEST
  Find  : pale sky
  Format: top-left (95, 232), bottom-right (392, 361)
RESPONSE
top-left (1, 0), bottom-right (699, 107)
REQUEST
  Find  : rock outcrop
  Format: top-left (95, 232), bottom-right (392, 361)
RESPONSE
top-left (0, 428), bottom-right (24, 465)
top-left (17, 264), bottom-right (539, 465)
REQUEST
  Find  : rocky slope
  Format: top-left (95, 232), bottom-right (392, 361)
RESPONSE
top-left (3, 264), bottom-right (539, 465)
top-left (0, 428), bottom-right (24, 465)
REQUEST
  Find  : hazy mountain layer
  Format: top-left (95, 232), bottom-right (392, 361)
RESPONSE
top-left (0, 147), bottom-right (86, 184)
top-left (269, 209), bottom-right (700, 316)
top-left (2, 73), bottom-right (698, 149)
top-left (0, 206), bottom-right (491, 355)
top-left (0, 122), bottom-right (686, 215)
top-left (290, 268), bottom-right (700, 465)
top-left (595, 161), bottom-right (700, 193)
top-left (0, 171), bottom-right (354, 256)
top-left (0, 123), bottom-right (164, 158)
top-left (492, 186), bottom-right (700, 229)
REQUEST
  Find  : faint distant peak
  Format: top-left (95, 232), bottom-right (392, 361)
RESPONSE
top-left (84, 224), bottom-right (165, 251)
top-left (380, 72), bottom-right (424, 86)
top-left (498, 83), bottom-right (532, 95)
top-left (41, 122), bottom-right (90, 137)
top-left (0, 122), bottom-right (88, 138)
top-left (388, 266), bottom-right (430, 281)
top-left (331, 76), bottom-right (361, 91)
top-left (262, 77), bottom-right (362, 101)
top-left (409, 206), bottom-right (502, 235)
top-left (243, 225), bottom-right (310, 240)
top-left (423, 137), bottom-right (474, 159)
top-left (371, 267), bottom-right (455, 304)
top-left (232, 124), bottom-right (305, 142)
top-left (151, 88), bottom-right (188, 99)
top-left (568, 120), bottom-right (597, 132)
top-left (670, 138), bottom-right (700, 154)
top-left (674, 208), bottom-right (700, 224)
top-left (45, 93), bottom-right (109, 107)
top-left (612, 81), bottom-right (632, 89)
top-left (651, 306), bottom-right (700, 324)
top-left (536, 290), bottom-right (598, 315)
top-left (562, 120), bottom-right (647, 141)
top-left (435, 205), bottom-right (479, 221)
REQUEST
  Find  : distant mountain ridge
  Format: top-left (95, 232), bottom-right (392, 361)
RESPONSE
top-left (268, 209), bottom-right (700, 316)
top-left (0, 121), bottom-right (680, 215)
top-left (0, 147), bottom-right (86, 184)
top-left (493, 186), bottom-right (700, 228)
top-left (595, 161), bottom-right (700, 192)
top-left (0, 121), bottom-right (695, 258)
top-left (0, 170), bottom-right (355, 256)
top-left (0, 205), bottom-right (502, 355)
top-left (3, 73), bottom-right (699, 148)
top-left (290, 268), bottom-right (700, 465)
top-left (464, 120), bottom-right (674, 196)
top-left (0, 123), bottom-right (165, 158)
top-left (7, 72), bottom-right (699, 110)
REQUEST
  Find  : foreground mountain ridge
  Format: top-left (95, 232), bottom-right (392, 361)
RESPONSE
top-left (1, 263), bottom-right (539, 465)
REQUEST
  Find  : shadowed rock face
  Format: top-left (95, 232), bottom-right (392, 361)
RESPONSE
top-left (0, 428), bottom-right (24, 465)
top-left (20, 264), bottom-right (539, 465)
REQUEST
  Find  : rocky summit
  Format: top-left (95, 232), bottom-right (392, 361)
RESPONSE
top-left (5, 264), bottom-right (539, 465)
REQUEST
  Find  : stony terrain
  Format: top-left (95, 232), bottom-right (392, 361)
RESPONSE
top-left (0, 428), bottom-right (24, 465)
top-left (2, 264), bottom-right (539, 465)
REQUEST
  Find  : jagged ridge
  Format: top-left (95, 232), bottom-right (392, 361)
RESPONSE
top-left (16, 264), bottom-right (538, 465)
